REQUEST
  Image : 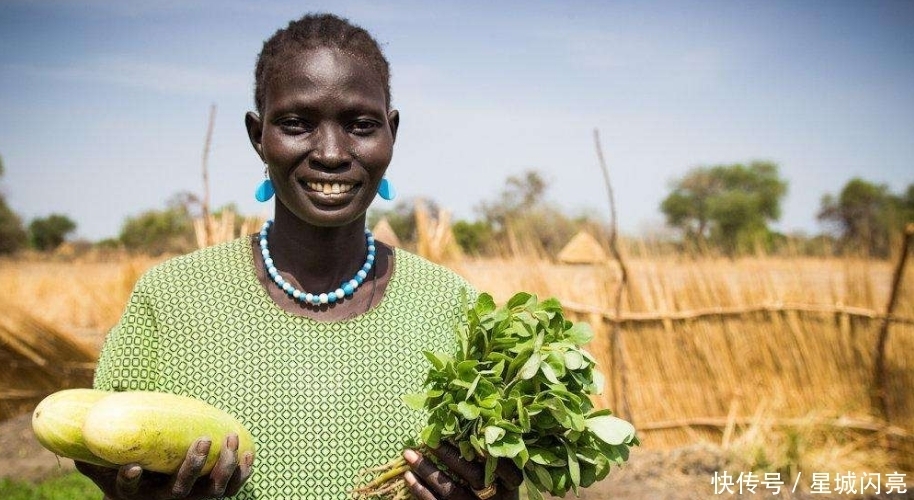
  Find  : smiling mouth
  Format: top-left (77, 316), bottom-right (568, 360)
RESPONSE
top-left (306, 181), bottom-right (357, 195)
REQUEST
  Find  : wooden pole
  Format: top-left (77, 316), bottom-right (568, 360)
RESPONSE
top-left (873, 222), bottom-right (914, 422)
top-left (593, 129), bottom-right (632, 422)
top-left (201, 104), bottom-right (217, 247)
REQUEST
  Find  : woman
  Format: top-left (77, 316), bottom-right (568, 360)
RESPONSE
top-left (76, 13), bottom-right (521, 500)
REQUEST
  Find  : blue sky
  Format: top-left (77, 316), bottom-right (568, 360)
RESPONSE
top-left (1, 0), bottom-right (912, 241)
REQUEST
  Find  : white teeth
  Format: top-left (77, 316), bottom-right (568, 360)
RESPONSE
top-left (307, 181), bottom-right (353, 194)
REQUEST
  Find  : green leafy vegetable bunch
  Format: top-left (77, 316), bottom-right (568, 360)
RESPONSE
top-left (354, 292), bottom-right (637, 499)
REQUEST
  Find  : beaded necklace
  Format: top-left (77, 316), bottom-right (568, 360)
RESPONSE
top-left (258, 219), bottom-right (376, 306)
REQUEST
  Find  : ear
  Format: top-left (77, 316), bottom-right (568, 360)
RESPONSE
top-left (245, 111), bottom-right (265, 162)
top-left (387, 109), bottom-right (400, 144)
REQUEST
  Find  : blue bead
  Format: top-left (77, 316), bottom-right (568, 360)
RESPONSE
top-left (355, 275), bottom-right (364, 285)
top-left (311, 295), bottom-right (321, 305)
top-left (328, 293), bottom-right (337, 303)
top-left (343, 283), bottom-right (355, 296)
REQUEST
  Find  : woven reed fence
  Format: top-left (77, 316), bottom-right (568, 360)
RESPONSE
top-left (558, 227), bottom-right (914, 471)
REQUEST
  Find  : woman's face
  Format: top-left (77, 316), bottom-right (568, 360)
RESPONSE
top-left (246, 47), bottom-right (399, 228)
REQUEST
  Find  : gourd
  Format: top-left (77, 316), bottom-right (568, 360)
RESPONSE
top-left (33, 389), bottom-right (255, 474)
top-left (32, 388), bottom-right (119, 468)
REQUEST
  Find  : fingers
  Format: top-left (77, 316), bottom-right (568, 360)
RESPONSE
top-left (404, 449), bottom-right (475, 500)
top-left (207, 434), bottom-right (239, 496)
top-left (493, 458), bottom-right (524, 491)
top-left (169, 437), bottom-right (211, 497)
top-left (427, 443), bottom-right (485, 490)
top-left (115, 464), bottom-right (144, 498)
top-left (223, 450), bottom-right (255, 497)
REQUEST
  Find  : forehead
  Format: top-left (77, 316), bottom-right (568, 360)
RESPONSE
top-left (263, 47), bottom-right (387, 113)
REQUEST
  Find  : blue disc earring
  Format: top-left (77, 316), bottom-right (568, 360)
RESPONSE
top-left (255, 165), bottom-right (275, 202)
top-left (377, 177), bottom-right (396, 201)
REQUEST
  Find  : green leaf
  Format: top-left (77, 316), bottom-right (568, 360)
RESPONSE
top-left (402, 392), bottom-right (427, 410)
top-left (458, 440), bottom-right (476, 461)
top-left (420, 423), bottom-right (441, 448)
top-left (528, 448), bottom-right (563, 466)
top-left (488, 433), bottom-right (526, 458)
top-left (563, 350), bottom-right (585, 370)
top-left (423, 351), bottom-right (452, 371)
top-left (517, 399), bottom-right (531, 431)
top-left (565, 322), bottom-right (594, 345)
top-left (519, 352), bottom-right (541, 380)
top-left (529, 465), bottom-right (553, 491)
top-left (540, 361), bottom-right (560, 384)
top-left (455, 401), bottom-right (481, 420)
top-left (586, 415), bottom-right (636, 445)
top-left (485, 455), bottom-right (498, 485)
top-left (589, 368), bottom-right (605, 395)
top-left (466, 374), bottom-right (481, 400)
top-left (506, 292), bottom-right (533, 309)
top-left (475, 293), bottom-right (496, 315)
top-left (564, 440), bottom-right (581, 488)
top-left (484, 425), bottom-right (505, 444)
top-left (525, 476), bottom-right (545, 500)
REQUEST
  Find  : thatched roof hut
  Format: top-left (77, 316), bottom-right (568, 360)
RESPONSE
top-left (372, 217), bottom-right (402, 248)
top-left (557, 231), bottom-right (608, 264)
top-left (0, 298), bottom-right (97, 422)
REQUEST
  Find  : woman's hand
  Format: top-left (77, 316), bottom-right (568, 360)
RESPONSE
top-left (403, 443), bottom-right (523, 500)
top-left (74, 434), bottom-right (254, 500)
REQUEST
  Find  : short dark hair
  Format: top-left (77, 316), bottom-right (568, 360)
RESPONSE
top-left (253, 13), bottom-right (392, 114)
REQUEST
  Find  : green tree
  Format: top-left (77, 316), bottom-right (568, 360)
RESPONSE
top-left (28, 214), bottom-right (77, 251)
top-left (817, 178), bottom-right (910, 257)
top-left (0, 155), bottom-right (28, 254)
top-left (118, 192), bottom-right (198, 255)
top-left (660, 161), bottom-right (788, 254)
top-left (474, 169), bottom-right (588, 256)
top-left (452, 220), bottom-right (493, 255)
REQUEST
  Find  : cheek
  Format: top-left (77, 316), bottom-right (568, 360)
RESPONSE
top-left (355, 137), bottom-right (395, 173)
top-left (262, 133), bottom-right (302, 167)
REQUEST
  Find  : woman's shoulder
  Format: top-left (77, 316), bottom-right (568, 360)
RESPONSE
top-left (134, 237), bottom-right (252, 293)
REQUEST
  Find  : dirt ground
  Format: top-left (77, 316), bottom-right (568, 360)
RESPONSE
top-left (3, 411), bottom-right (909, 499)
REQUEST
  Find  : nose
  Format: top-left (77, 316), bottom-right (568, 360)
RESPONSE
top-left (310, 124), bottom-right (351, 170)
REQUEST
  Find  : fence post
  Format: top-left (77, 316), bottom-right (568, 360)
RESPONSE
top-left (593, 129), bottom-right (633, 422)
top-left (873, 223), bottom-right (914, 422)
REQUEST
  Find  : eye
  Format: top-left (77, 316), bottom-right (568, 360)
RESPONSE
top-left (277, 117), bottom-right (312, 134)
top-left (349, 119), bottom-right (381, 136)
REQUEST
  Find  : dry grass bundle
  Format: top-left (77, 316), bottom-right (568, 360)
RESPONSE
top-left (193, 208), bottom-right (263, 249)
top-left (0, 297), bottom-right (97, 421)
top-left (557, 231), bottom-right (608, 264)
top-left (0, 257), bottom-right (153, 347)
top-left (414, 199), bottom-right (462, 263)
top-left (372, 217), bottom-right (402, 248)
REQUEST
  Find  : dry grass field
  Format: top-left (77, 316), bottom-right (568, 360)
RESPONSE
top-left (2, 246), bottom-right (912, 488)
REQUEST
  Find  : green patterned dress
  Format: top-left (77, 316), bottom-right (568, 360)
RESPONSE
top-left (93, 237), bottom-right (474, 499)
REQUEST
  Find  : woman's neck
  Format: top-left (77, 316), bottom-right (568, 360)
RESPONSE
top-left (267, 206), bottom-right (369, 293)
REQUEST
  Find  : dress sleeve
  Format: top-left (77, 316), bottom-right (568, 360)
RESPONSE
top-left (93, 283), bottom-right (160, 392)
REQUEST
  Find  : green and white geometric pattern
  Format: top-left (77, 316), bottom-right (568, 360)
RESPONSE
top-left (94, 237), bottom-right (473, 499)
